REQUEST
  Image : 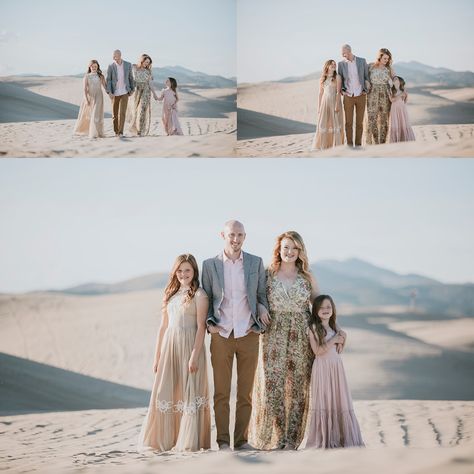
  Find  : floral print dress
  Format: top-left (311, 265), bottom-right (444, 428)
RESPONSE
top-left (366, 65), bottom-right (392, 145)
top-left (249, 272), bottom-right (313, 449)
top-left (129, 67), bottom-right (153, 136)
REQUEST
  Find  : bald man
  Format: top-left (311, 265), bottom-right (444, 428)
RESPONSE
top-left (202, 220), bottom-right (269, 451)
top-left (338, 44), bottom-right (369, 147)
top-left (105, 49), bottom-right (135, 137)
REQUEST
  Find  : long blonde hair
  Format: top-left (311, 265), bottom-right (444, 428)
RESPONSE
top-left (268, 231), bottom-right (313, 286)
top-left (163, 254), bottom-right (199, 306)
top-left (320, 59), bottom-right (337, 85)
top-left (375, 48), bottom-right (394, 75)
top-left (137, 53), bottom-right (153, 70)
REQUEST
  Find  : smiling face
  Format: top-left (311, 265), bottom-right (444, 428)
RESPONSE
top-left (342, 46), bottom-right (353, 60)
top-left (380, 53), bottom-right (390, 66)
top-left (176, 261), bottom-right (194, 288)
top-left (328, 61), bottom-right (336, 74)
top-left (113, 50), bottom-right (122, 63)
top-left (318, 298), bottom-right (333, 322)
top-left (143, 58), bottom-right (150, 68)
top-left (280, 237), bottom-right (299, 264)
top-left (393, 76), bottom-right (400, 90)
top-left (90, 62), bottom-right (98, 73)
top-left (221, 221), bottom-right (246, 256)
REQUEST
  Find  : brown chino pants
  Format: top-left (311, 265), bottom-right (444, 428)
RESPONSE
top-left (112, 94), bottom-right (129, 135)
top-left (210, 331), bottom-right (259, 448)
top-left (343, 93), bottom-right (367, 146)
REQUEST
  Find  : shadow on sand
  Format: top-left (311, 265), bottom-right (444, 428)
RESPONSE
top-left (0, 352), bottom-right (150, 416)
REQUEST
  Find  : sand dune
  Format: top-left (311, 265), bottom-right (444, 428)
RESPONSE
top-left (0, 117), bottom-right (236, 158)
top-left (0, 402), bottom-right (473, 473)
top-left (1, 290), bottom-right (473, 472)
top-left (0, 352), bottom-right (149, 415)
top-left (237, 108), bottom-right (314, 140)
top-left (0, 82), bottom-right (82, 123)
top-left (236, 124), bottom-right (474, 157)
top-left (237, 80), bottom-right (474, 157)
top-left (0, 76), bottom-right (236, 157)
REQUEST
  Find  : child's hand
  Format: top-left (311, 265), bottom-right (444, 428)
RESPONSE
top-left (333, 334), bottom-right (345, 344)
top-left (260, 310), bottom-right (271, 326)
top-left (336, 343), bottom-right (343, 354)
top-left (188, 356), bottom-right (198, 373)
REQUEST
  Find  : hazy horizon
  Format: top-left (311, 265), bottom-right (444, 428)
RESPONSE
top-left (1, 159), bottom-right (473, 293)
top-left (238, 0), bottom-right (474, 83)
top-left (238, 59), bottom-right (474, 85)
top-left (0, 0), bottom-right (236, 78)
top-left (3, 255), bottom-right (460, 295)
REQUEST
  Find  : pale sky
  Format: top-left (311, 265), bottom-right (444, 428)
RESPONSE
top-left (238, 0), bottom-right (474, 83)
top-left (0, 0), bottom-right (236, 77)
top-left (0, 159), bottom-right (473, 293)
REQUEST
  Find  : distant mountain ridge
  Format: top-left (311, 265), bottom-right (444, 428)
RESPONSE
top-left (68, 65), bottom-right (235, 88)
top-left (274, 61), bottom-right (474, 88)
top-left (48, 258), bottom-right (474, 317)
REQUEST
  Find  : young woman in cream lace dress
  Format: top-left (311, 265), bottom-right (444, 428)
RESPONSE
top-left (138, 254), bottom-right (210, 452)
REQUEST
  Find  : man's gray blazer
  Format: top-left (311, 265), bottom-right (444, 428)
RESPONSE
top-left (337, 56), bottom-right (369, 94)
top-left (201, 251), bottom-right (269, 334)
top-left (106, 61), bottom-right (135, 95)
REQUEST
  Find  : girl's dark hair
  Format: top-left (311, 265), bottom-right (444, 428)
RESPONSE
top-left (168, 77), bottom-right (178, 101)
top-left (309, 294), bottom-right (337, 346)
top-left (391, 75), bottom-right (406, 95)
top-left (87, 60), bottom-right (103, 78)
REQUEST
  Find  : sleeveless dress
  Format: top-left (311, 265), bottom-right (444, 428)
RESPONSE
top-left (74, 73), bottom-right (105, 138)
top-left (389, 92), bottom-right (416, 142)
top-left (306, 326), bottom-right (364, 449)
top-left (129, 67), bottom-right (153, 136)
top-left (249, 273), bottom-right (313, 450)
top-left (366, 65), bottom-right (392, 145)
top-left (158, 88), bottom-right (183, 136)
top-left (138, 289), bottom-right (211, 452)
top-left (311, 77), bottom-right (344, 150)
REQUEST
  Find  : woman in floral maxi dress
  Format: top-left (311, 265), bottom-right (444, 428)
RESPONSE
top-left (129, 54), bottom-right (157, 136)
top-left (249, 231), bottom-right (319, 450)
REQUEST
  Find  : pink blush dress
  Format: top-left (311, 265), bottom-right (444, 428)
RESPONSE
top-left (305, 326), bottom-right (364, 449)
top-left (389, 92), bottom-right (416, 142)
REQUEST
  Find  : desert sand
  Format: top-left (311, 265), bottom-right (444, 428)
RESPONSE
top-left (1, 289), bottom-right (473, 473)
top-left (237, 79), bottom-right (474, 157)
top-left (0, 76), bottom-right (236, 158)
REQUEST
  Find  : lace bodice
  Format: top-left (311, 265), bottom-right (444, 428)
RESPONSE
top-left (166, 289), bottom-right (205, 329)
top-left (321, 77), bottom-right (338, 96)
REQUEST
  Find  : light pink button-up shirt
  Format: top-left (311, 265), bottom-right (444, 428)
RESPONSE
top-left (114, 61), bottom-right (127, 96)
top-left (345, 56), bottom-right (362, 97)
top-left (219, 251), bottom-right (252, 339)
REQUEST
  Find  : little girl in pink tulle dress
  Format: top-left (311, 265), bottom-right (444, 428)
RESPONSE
top-left (306, 295), bottom-right (364, 449)
top-left (156, 77), bottom-right (184, 136)
top-left (389, 76), bottom-right (416, 142)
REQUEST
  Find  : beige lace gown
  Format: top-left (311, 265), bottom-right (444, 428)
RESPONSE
top-left (311, 78), bottom-right (344, 150)
top-left (366, 65), bottom-right (392, 145)
top-left (74, 73), bottom-right (105, 138)
top-left (249, 273), bottom-right (313, 450)
top-left (138, 288), bottom-right (211, 452)
top-left (129, 67), bottom-right (153, 136)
